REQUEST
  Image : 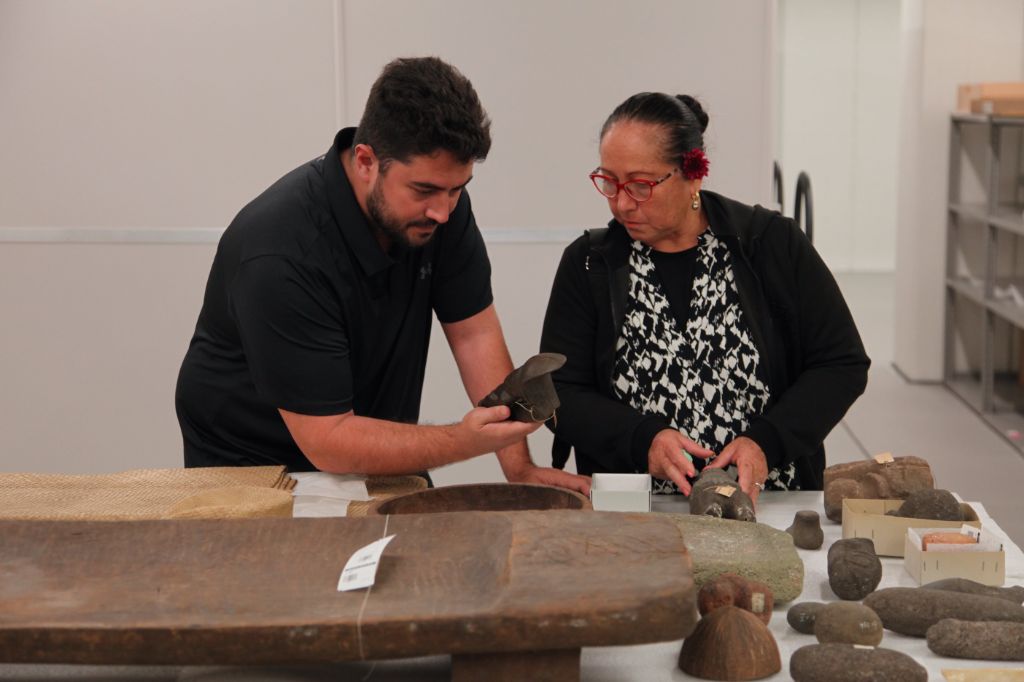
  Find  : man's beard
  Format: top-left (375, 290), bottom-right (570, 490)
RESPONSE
top-left (366, 180), bottom-right (438, 251)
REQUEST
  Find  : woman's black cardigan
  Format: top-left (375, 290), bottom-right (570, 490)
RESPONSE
top-left (539, 190), bottom-right (870, 490)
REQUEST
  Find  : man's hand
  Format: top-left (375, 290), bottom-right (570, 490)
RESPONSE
top-left (459, 405), bottom-right (541, 454)
top-left (704, 436), bottom-right (769, 505)
top-left (504, 463), bottom-right (592, 496)
top-left (647, 429), bottom-right (715, 495)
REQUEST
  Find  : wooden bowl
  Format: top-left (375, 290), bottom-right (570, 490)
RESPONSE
top-left (367, 483), bottom-right (591, 515)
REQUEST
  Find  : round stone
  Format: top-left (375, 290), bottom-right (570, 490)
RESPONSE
top-left (814, 601), bottom-right (883, 646)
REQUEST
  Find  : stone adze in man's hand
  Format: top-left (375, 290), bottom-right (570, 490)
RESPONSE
top-left (479, 353), bottom-right (566, 423)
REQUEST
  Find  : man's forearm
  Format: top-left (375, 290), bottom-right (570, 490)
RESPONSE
top-left (443, 305), bottom-right (536, 476)
top-left (290, 412), bottom-right (469, 474)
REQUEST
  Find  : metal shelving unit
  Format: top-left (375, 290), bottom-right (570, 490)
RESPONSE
top-left (945, 113), bottom-right (1024, 451)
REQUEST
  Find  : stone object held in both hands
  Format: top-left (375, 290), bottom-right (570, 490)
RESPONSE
top-left (787, 602), bottom-right (826, 634)
top-left (678, 606), bottom-right (781, 681)
top-left (789, 643), bottom-right (926, 682)
top-left (698, 572), bottom-right (774, 625)
top-left (822, 455), bottom-right (934, 522)
top-left (786, 510), bottom-right (824, 549)
top-left (885, 488), bottom-right (963, 521)
top-left (478, 352), bottom-right (565, 423)
top-left (827, 538), bottom-right (882, 600)
top-left (813, 601), bottom-right (884, 646)
top-left (926, 619), bottom-right (1024, 660)
top-left (689, 468), bottom-right (756, 522)
top-left (863, 587), bottom-right (1024, 637)
top-left (922, 577), bottom-right (1024, 604)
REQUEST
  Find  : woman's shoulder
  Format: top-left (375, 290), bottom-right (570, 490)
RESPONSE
top-left (562, 221), bottom-right (627, 254)
top-left (703, 190), bottom-right (801, 246)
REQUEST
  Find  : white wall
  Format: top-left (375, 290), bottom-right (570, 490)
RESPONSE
top-left (0, 0), bottom-right (338, 228)
top-left (892, 0), bottom-right (1024, 381)
top-left (0, 0), bottom-right (778, 476)
top-left (778, 0), bottom-right (902, 272)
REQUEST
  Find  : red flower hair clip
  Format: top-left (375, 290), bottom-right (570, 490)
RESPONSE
top-left (682, 148), bottom-right (709, 180)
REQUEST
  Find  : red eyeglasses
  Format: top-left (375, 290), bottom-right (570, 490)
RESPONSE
top-left (589, 167), bottom-right (679, 202)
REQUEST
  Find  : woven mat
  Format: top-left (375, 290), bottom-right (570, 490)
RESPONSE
top-left (0, 466), bottom-right (295, 521)
top-left (346, 475), bottom-right (429, 517)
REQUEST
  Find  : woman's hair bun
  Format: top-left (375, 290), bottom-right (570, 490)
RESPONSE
top-left (677, 95), bottom-right (709, 133)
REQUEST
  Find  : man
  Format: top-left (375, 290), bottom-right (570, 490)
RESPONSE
top-left (175, 57), bottom-right (588, 493)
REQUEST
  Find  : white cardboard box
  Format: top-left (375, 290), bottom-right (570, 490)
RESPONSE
top-left (841, 498), bottom-right (981, 557)
top-left (903, 526), bottom-right (1005, 586)
top-left (590, 473), bottom-right (651, 512)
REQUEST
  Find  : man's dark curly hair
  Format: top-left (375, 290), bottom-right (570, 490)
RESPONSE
top-left (354, 57), bottom-right (491, 170)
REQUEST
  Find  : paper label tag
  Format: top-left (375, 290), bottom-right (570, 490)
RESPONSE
top-left (337, 534), bottom-right (396, 592)
top-left (750, 592), bottom-right (765, 613)
top-left (853, 644), bottom-right (875, 650)
top-left (714, 485), bottom-right (737, 498)
top-left (874, 452), bottom-right (895, 465)
top-left (960, 525), bottom-right (981, 541)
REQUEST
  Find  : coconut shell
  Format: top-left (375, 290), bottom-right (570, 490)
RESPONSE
top-left (678, 606), bottom-right (781, 680)
top-left (698, 572), bottom-right (774, 625)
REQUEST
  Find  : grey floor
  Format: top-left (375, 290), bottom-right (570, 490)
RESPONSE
top-left (827, 272), bottom-right (1024, 548)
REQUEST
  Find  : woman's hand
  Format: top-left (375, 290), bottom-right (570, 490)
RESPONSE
top-left (704, 436), bottom-right (769, 505)
top-left (647, 429), bottom-right (715, 495)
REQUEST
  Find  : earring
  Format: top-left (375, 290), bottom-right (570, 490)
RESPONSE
top-left (691, 193), bottom-right (700, 210)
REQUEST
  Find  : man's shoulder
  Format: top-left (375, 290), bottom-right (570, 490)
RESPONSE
top-left (223, 157), bottom-right (336, 263)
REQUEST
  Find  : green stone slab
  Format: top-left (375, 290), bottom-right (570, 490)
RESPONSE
top-left (657, 513), bottom-right (805, 603)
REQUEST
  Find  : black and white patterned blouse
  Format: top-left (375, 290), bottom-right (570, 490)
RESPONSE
top-left (612, 230), bottom-right (798, 493)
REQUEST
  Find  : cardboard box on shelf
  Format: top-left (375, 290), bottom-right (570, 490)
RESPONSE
top-left (903, 526), bottom-right (1004, 586)
top-left (958, 82), bottom-right (1024, 112)
top-left (841, 498), bottom-right (981, 557)
top-left (971, 98), bottom-right (1024, 116)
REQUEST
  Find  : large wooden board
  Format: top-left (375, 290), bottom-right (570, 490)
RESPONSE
top-left (0, 510), bottom-right (695, 666)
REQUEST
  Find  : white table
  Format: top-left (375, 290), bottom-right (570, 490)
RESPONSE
top-left (575, 491), bottom-right (1024, 681)
top-left (2, 491), bottom-right (1022, 681)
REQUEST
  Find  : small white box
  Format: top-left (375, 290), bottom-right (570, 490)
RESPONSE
top-left (590, 473), bottom-right (651, 512)
top-left (903, 526), bottom-right (1005, 586)
top-left (841, 498), bottom-right (981, 557)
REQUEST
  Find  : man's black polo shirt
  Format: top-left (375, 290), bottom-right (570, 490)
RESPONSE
top-left (175, 128), bottom-right (493, 471)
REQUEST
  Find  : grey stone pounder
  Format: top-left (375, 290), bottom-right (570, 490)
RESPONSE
top-left (787, 602), bottom-right (826, 635)
top-left (790, 643), bottom-right (926, 682)
top-left (864, 587), bottom-right (1024, 637)
top-left (922, 577), bottom-right (1024, 604)
top-left (813, 601), bottom-right (884, 646)
top-left (926, 619), bottom-right (1024, 660)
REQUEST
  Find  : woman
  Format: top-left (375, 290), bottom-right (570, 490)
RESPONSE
top-left (540, 92), bottom-right (869, 503)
